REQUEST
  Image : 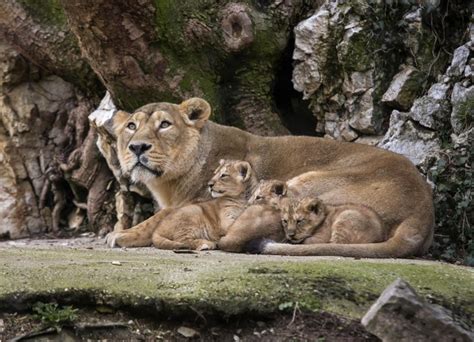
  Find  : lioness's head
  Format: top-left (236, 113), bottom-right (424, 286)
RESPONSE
top-left (248, 180), bottom-right (287, 207)
top-left (208, 159), bottom-right (254, 198)
top-left (113, 98), bottom-right (211, 184)
top-left (280, 197), bottom-right (326, 243)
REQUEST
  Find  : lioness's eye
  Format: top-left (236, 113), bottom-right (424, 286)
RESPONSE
top-left (127, 122), bottom-right (136, 130)
top-left (160, 120), bottom-right (171, 129)
top-left (220, 174), bottom-right (228, 179)
top-left (256, 196), bottom-right (263, 200)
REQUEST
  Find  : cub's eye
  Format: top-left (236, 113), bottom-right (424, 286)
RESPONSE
top-left (297, 219), bottom-right (304, 225)
top-left (127, 122), bottom-right (136, 130)
top-left (282, 219), bottom-right (288, 226)
top-left (159, 120), bottom-right (171, 129)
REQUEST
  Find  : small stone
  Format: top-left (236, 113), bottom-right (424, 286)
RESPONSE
top-left (111, 261), bottom-right (122, 266)
top-left (362, 278), bottom-right (474, 342)
top-left (427, 83), bottom-right (450, 101)
top-left (382, 66), bottom-right (423, 110)
top-left (447, 45), bottom-right (470, 78)
top-left (0, 318), bottom-right (4, 333)
top-left (177, 326), bottom-right (200, 338)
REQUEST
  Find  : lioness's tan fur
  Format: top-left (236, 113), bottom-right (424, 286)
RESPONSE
top-left (152, 160), bottom-right (256, 250)
top-left (105, 97), bottom-right (434, 258)
top-left (280, 197), bottom-right (385, 245)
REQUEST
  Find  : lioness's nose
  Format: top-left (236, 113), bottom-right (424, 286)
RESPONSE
top-left (128, 143), bottom-right (152, 156)
top-left (208, 181), bottom-right (215, 188)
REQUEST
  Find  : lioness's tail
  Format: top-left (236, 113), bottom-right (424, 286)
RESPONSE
top-left (252, 215), bottom-right (434, 258)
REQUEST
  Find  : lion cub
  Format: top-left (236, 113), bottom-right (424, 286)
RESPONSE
top-left (218, 179), bottom-right (287, 252)
top-left (152, 159), bottom-right (257, 251)
top-left (280, 197), bottom-right (385, 245)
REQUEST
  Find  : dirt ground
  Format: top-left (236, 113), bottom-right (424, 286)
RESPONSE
top-left (1, 307), bottom-right (378, 341)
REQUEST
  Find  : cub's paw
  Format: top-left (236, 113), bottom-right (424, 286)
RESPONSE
top-left (197, 241), bottom-right (217, 251)
top-left (243, 238), bottom-right (275, 254)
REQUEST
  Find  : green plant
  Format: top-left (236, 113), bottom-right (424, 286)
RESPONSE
top-left (33, 302), bottom-right (78, 331)
top-left (428, 143), bottom-right (473, 265)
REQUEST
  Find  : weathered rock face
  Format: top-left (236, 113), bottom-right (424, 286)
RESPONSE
top-left (291, 1), bottom-right (442, 142)
top-left (0, 40), bottom-right (116, 238)
top-left (362, 278), bottom-right (474, 341)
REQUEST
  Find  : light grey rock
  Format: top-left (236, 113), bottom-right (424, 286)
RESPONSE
top-left (378, 110), bottom-right (441, 166)
top-left (382, 66), bottom-right (423, 110)
top-left (362, 278), bottom-right (474, 342)
top-left (292, 9), bottom-right (331, 99)
top-left (348, 89), bottom-right (378, 134)
top-left (451, 126), bottom-right (474, 148)
top-left (447, 45), bottom-right (470, 78)
top-left (342, 71), bottom-right (373, 96)
top-left (410, 96), bottom-right (448, 129)
top-left (451, 83), bottom-right (474, 134)
top-left (427, 82), bottom-right (450, 100)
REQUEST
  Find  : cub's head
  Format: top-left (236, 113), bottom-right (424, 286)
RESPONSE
top-left (280, 197), bottom-right (326, 243)
top-left (112, 98), bottom-right (211, 184)
top-left (248, 180), bottom-right (287, 207)
top-left (208, 159), bottom-right (254, 198)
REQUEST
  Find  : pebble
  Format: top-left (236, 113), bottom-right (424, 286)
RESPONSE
top-left (177, 326), bottom-right (200, 338)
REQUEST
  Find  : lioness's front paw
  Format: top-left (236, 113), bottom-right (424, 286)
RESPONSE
top-left (105, 231), bottom-right (127, 248)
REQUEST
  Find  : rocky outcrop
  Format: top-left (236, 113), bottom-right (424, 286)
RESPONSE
top-left (0, 40), bottom-right (116, 239)
top-left (362, 278), bottom-right (473, 341)
top-left (291, 1), bottom-right (442, 142)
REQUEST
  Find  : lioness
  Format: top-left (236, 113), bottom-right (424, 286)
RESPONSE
top-left (152, 159), bottom-right (256, 250)
top-left (105, 97), bottom-right (434, 258)
top-left (280, 197), bottom-right (385, 245)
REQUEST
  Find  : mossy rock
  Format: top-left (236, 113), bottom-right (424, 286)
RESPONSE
top-left (0, 246), bottom-right (472, 322)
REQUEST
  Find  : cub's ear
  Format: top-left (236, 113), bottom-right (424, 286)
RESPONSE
top-left (99, 110), bottom-right (131, 138)
top-left (111, 110), bottom-right (131, 135)
top-left (236, 161), bottom-right (252, 181)
top-left (179, 97), bottom-right (211, 129)
top-left (306, 198), bottom-right (324, 215)
top-left (271, 181), bottom-right (287, 197)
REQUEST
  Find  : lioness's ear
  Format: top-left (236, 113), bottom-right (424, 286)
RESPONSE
top-left (179, 97), bottom-right (211, 129)
top-left (271, 181), bottom-right (287, 197)
top-left (219, 159), bottom-right (226, 166)
top-left (237, 161), bottom-right (252, 181)
top-left (306, 198), bottom-right (323, 215)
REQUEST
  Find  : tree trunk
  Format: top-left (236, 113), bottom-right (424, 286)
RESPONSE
top-left (60, 0), bottom-right (312, 135)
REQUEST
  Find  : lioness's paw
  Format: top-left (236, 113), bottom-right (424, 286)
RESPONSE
top-left (105, 231), bottom-right (126, 248)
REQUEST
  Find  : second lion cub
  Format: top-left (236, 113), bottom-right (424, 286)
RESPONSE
top-left (280, 197), bottom-right (385, 245)
top-left (152, 159), bottom-right (256, 250)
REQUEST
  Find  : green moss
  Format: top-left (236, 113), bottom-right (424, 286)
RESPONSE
top-left (0, 248), bottom-right (472, 321)
top-left (17, 0), bottom-right (66, 26)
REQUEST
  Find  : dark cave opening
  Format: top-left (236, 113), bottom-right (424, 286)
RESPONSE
top-left (272, 36), bottom-right (319, 136)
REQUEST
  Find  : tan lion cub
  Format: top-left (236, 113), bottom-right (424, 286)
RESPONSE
top-left (152, 159), bottom-right (257, 251)
top-left (280, 197), bottom-right (385, 245)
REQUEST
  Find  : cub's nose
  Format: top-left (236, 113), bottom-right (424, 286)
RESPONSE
top-left (128, 143), bottom-right (152, 156)
top-left (287, 231), bottom-right (295, 237)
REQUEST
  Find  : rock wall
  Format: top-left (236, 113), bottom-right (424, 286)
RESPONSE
top-left (0, 40), bottom-right (115, 238)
